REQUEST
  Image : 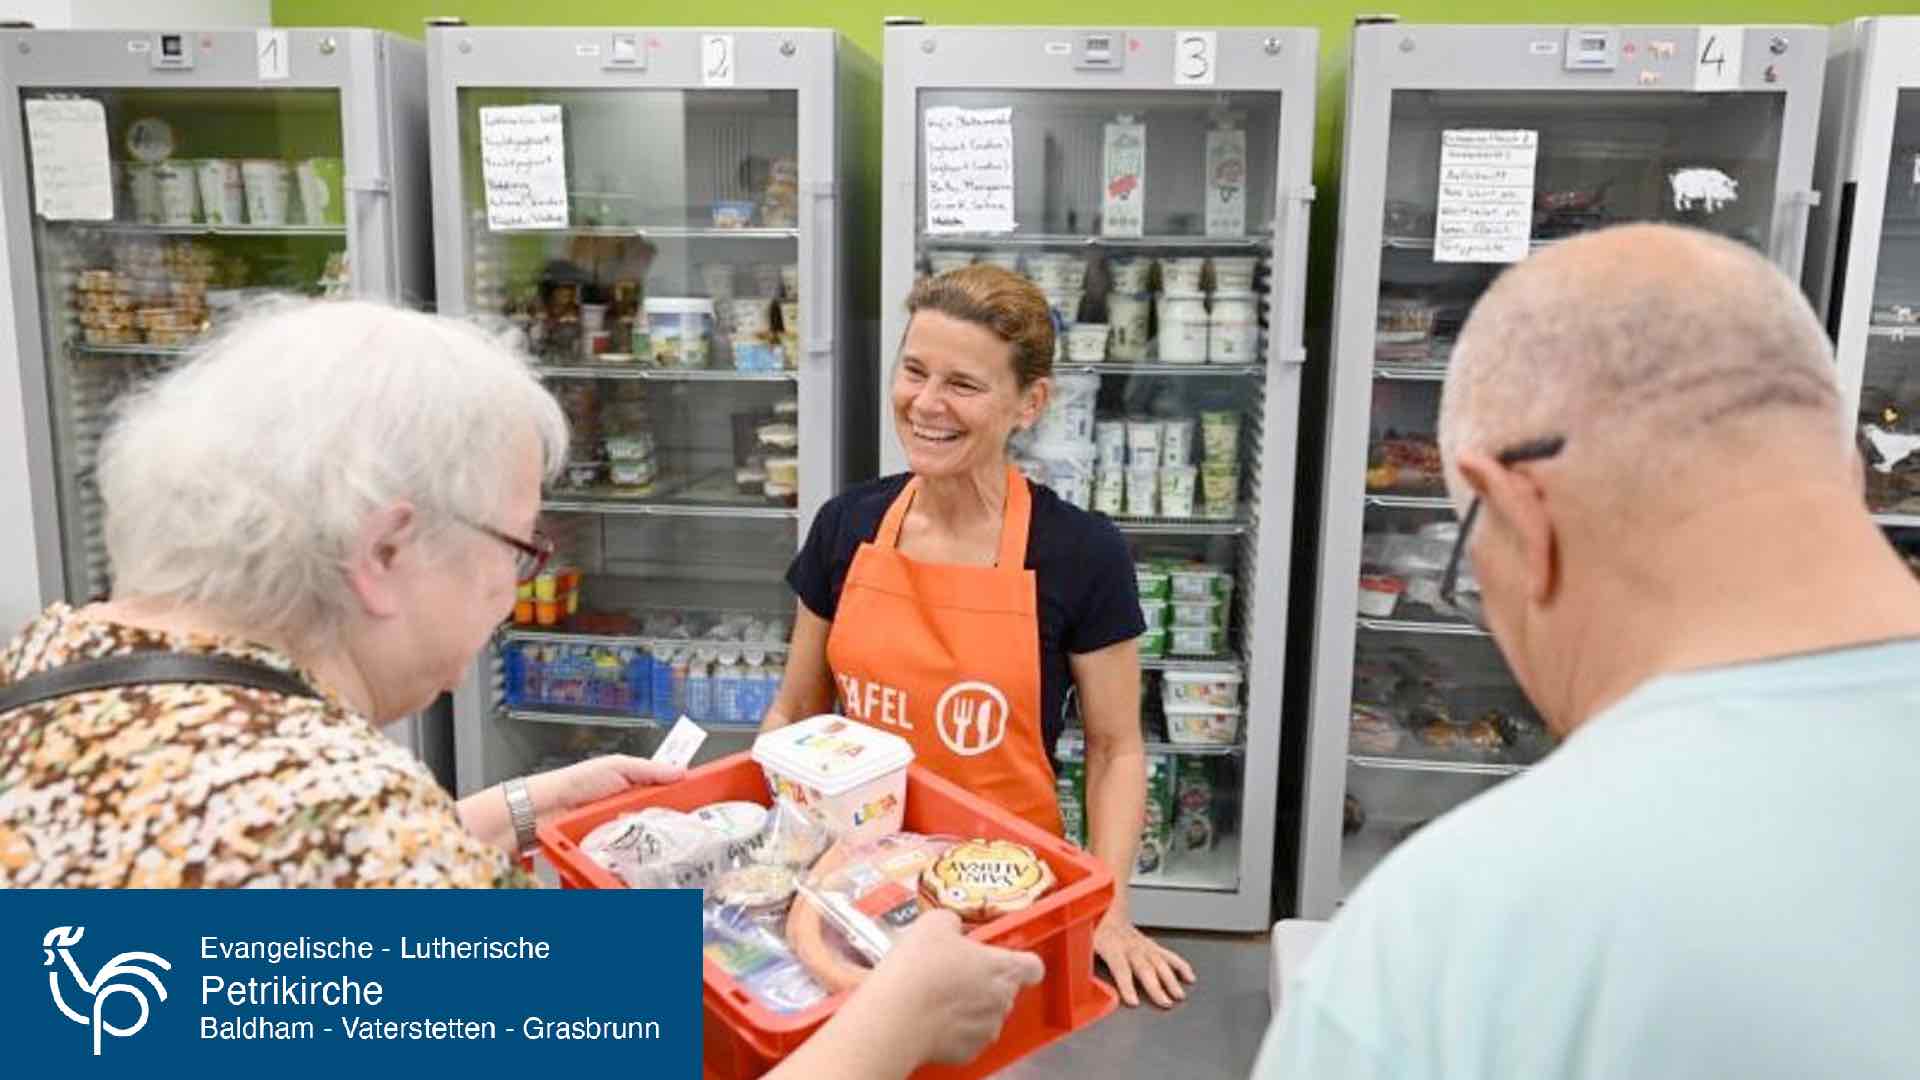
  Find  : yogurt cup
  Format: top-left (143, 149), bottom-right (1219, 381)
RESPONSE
top-left (1095, 467), bottom-right (1126, 515)
top-left (1108, 293), bottom-right (1152, 361)
top-left (1029, 253), bottom-right (1073, 291)
top-left (1169, 625), bottom-right (1223, 657)
top-left (1200, 410), bottom-right (1242, 464)
top-left (1160, 256), bottom-right (1207, 294)
top-left (1043, 288), bottom-right (1084, 328)
top-left (1159, 464), bottom-right (1197, 519)
top-left (1212, 256), bottom-right (1259, 292)
top-left (1158, 293), bottom-right (1210, 363)
top-left (1209, 291), bottom-right (1260, 364)
top-left (765, 455), bottom-right (800, 488)
top-left (154, 162), bottom-right (200, 224)
top-left (1169, 567), bottom-right (1221, 602)
top-left (1170, 598), bottom-right (1221, 628)
top-left (1135, 566), bottom-right (1171, 600)
top-left (645, 298), bottom-right (716, 369)
top-left (1127, 420), bottom-right (1163, 470)
top-left (1126, 466), bottom-right (1158, 517)
top-left (1066, 322), bottom-right (1110, 363)
top-left (239, 159), bottom-right (291, 226)
top-left (1096, 420), bottom-right (1129, 470)
top-left (1161, 417), bottom-right (1195, 467)
top-left (1358, 574), bottom-right (1405, 617)
top-left (729, 297), bottom-right (773, 338)
top-left (1201, 464), bottom-right (1239, 518)
top-left (1139, 598), bottom-right (1170, 629)
top-left (752, 715), bottom-right (915, 839)
top-left (1109, 257), bottom-right (1152, 294)
top-left (1139, 627), bottom-right (1168, 659)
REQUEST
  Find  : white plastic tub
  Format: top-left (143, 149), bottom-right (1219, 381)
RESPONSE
top-left (752, 715), bottom-right (914, 838)
top-left (1161, 670), bottom-right (1242, 708)
top-left (1164, 703), bottom-right (1242, 745)
top-left (1158, 293), bottom-right (1210, 363)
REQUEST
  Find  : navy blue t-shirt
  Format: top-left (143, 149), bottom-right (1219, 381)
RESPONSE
top-left (786, 473), bottom-right (1145, 755)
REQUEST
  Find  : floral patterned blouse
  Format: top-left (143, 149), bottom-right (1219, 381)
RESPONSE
top-left (0, 604), bottom-right (529, 888)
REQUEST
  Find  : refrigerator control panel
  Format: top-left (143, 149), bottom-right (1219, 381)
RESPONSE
top-left (151, 32), bottom-right (196, 70)
top-left (1073, 30), bottom-right (1125, 71)
top-left (1563, 28), bottom-right (1618, 71)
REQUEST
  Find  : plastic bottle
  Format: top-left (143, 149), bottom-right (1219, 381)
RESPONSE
top-left (629, 645), bottom-right (653, 718)
top-left (670, 650), bottom-right (691, 716)
top-left (652, 646), bottom-right (675, 721)
top-left (686, 650), bottom-right (714, 722)
top-left (714, 650), bottom-right (742, 726)
top-left (741, 649), bottom-right (768, 726)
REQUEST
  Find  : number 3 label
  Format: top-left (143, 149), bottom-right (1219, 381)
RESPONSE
top-left (1694, 26), bottom-right (1744, 92)
top-left (702, 34), bottom-right (735, 87)
top-left (1173, 30), bottom-right (1217, 87)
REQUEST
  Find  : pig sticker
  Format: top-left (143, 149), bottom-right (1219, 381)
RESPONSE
top-left (1670, 168), bottom-right (1739, 214)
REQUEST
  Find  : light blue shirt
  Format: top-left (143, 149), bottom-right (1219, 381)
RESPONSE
top-left (1256, 639), bottom-right (1920, 1079)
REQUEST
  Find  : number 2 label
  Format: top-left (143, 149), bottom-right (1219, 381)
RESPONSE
top-left (1694, 27), bottom-right (1743, 92)
top-left (1173, 30), bottom-right (1217, 87)
top-left (702, 34), bottom-right (735, 87)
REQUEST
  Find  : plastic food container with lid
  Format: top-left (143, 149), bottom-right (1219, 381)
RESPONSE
top-left (1170, 598), bottom-right (1221, 629)
top-left (1135, 567), bottom-right (1170, 600)
top-left (1169, 624), bottom-right (1222, 657)
top-left (1208, 291), bottom-right (1259, 364)
top-left (1163, 703), bottom-right (1242, 745)
top-left (644, 297), bottom-right (715, 369)
top-left (1139, 598), bottom-right (1169, 629)
top-left (1139, 627), bottom-right (1168, 658)
top-left (752, 715), bottom-right (915, 838)
top-left (1169, 567), bottom-right (1222, 602)
top-left (1212, 256), bottom-right (1258, 292)
top-left (1358, 574), bottom-right (1405, 617)
top-left (1161, 670), bottom-right (1242, 708)
top-left (1160, 256), bottom-right (1207, 294)
top-left (1157, 294), bottom-right (1210, 363)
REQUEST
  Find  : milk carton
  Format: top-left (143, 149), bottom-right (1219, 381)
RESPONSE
top-left (1103, 115), bottom-right (1146, 238)
top-left (752, 715), bottom-right (914, 838)
top-left (1205, 125), bottom-right (1247, 237)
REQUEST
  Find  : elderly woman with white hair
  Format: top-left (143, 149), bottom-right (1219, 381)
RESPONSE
top-left (0, 300), bottom-right (1041, 1079)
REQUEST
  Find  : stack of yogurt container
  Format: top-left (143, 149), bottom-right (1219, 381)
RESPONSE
top-left (1012, 371), bottom-right (1101, 510)
top-left (1155, 255), bottom-right (1262, 365)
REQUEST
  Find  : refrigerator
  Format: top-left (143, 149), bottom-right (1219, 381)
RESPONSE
top-left (881, 22), bottom-right (1319, 932)
top-left (1806, 18), bottom-right (1920, 546)
top-left (1297, 21), bottom-right (1827, 919)
top-left (429, 23), bottom-right (875, 797)
top-left (0, 26), bottom-right (435, 752)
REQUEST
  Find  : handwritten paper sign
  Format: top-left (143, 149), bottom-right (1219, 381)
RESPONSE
top-left (479, 104), bottom-right (569, 231)
top-left (924, 105), bottom-right (1016, 235)
top-left (1434, 129), bottom-right (1537, 264)
top-left (25, 98), bottom-right (113, 222)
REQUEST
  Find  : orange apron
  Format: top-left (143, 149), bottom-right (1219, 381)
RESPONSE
top-left (825, 466), bottom-right (1063, 835)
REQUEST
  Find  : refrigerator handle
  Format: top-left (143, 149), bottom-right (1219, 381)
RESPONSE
top-left (1275, 183), bottom-right (1317, 368)
top-left (804, 179), bottom-right (837, 361)
top-left (1781, 188), bottom-right (1823, 279)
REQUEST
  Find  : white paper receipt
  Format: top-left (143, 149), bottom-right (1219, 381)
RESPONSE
top-left (1434, 129), bottom-right (1538, 264)
top-left (924, 105), bottom-right (1017, 235)
top-left (478, 104), bottom-right (569, 231)
top-left (25, 98), bottom-right (114, 222)
top-left (653, 716), bottom-right (709, 770)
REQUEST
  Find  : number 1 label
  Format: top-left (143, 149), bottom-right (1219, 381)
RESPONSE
top-left (1173, 31), bottom-right (1217, 87)
top-left (1694, 27), bottom-right (1744, 92)
top-left (702, 34), bottom-right (735, 87)
top-left (257, 30), bottom-right (289, 81)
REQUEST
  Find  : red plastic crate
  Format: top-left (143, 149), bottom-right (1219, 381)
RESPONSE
top-left (538, 752), bottom-right (1119, 1079)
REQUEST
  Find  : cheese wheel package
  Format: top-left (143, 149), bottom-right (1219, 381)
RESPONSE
top-left (921, 838), bottom-right (1058, 922)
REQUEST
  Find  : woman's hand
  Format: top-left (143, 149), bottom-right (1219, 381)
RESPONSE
top-left (1094, 906), bottom-right (1196, 1009)
top-left (529, 755), bottom-right (684, 818)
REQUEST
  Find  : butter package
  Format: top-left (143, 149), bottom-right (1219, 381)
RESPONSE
top-left (1102, 116), bottom-right (1146, 238)
top-left (752, 715), bottom-right (914, 838)
top-left (1204, 125), bottom-right (1247, 237)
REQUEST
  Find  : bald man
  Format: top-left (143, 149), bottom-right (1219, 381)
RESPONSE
top-left (1254, 225), bottom-right (1920, 1078)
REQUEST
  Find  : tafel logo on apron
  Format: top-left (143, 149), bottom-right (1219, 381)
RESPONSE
top-left (826, 467), bottom-right (1063, 835)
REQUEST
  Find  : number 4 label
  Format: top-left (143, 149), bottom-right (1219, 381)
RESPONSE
top-left (257, 30), bottom-right (289, 81)
top-left (702, 34), bottom-right (735, 87)
top-left (1173, 30), bottom-right (1217, 87)
top-left (1694, 27), bottom-right (1743, 92)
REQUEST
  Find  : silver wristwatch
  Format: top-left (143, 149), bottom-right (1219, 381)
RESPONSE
top-left (503, 776), bottom-right (538, 856)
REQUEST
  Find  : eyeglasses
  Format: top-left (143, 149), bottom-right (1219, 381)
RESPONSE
top-left (1438, 435), bottom-right (1567, 629)
top-left (456, 516), bottom-right (554, 583)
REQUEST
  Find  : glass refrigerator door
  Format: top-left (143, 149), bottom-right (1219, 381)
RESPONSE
top-left (1341, 88), bottom-right (1786, 894)
top-left (1859, 92), bottom-right (1920, 522)
top-left (453, 87), bottom-right (804, 788)
top-left (911, 88), bottom-right (1287, 897)
top-left (20, 87), bottom-right (348, 601)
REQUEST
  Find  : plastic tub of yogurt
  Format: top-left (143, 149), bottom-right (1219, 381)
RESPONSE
top-left (645, 298), bottom-right (715, 369)
top-left (752, 715), bottom-right (915, 838)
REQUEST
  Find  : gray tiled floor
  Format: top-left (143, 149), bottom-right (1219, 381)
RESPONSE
top-left (992, 932), bottom-right (1272, 1079)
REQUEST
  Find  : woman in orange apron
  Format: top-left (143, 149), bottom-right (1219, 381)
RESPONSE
top-left (765, 266), bottom-right (1196, 1009)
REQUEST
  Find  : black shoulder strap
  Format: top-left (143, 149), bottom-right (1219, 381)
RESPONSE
top-left (0, 652), bottom-right (319, 716)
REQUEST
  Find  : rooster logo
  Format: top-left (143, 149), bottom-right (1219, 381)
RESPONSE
top-left (43, 925), bottom-right (171, 1056)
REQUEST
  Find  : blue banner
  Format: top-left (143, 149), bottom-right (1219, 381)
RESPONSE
top-left (1, 889), bottom-right (700, 1074)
